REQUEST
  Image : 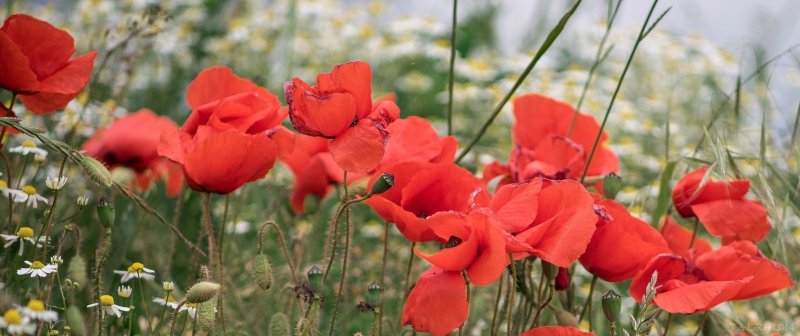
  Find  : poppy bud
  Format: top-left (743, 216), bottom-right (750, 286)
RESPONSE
top-left (602, 173), bottom-right (623, 200)
top-left (269, 313), bottom-right (291, 336)
top-left (555, 267), bottom-right (569, 291)
top-left (80, 156), bottom-right (113, 187)
top-left (370, 173), bottom-right (394, 195)
top-left (601, 290), bottom-right (621, 322)
top-left (554, 309), bottom-right (579, 327)
top-left (253, 253), bottom-right (273, 290)
top-left (96, 197), bottom-right (115, 228)
top-left (67, 305), bottom-right (86, 336)
top-left (67, 256), bottom-right (87, 288)
top-left (366, 281), bottom-right (383, 306)
top-left (197, 299), bottom-right (217, 331)
top-left (185, 281), bottom-right (221, 303)
top-left (542, 261), bottom-right (557, 281)
top-left (307, 265), bottom-right (324, 293)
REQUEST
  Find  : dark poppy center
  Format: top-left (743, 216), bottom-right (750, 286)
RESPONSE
top-left (444, 236), bottom-right (462, 248)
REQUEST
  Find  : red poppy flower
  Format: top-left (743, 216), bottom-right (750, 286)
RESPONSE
top-left (158, 66), bottom-right (291, 194)
top-left (285, 61), bottom-right (400, 173)
top-left (521, 326), bottom-right (595, 336)
top-left (366, 162), bottom-right (484, 242)
top-left (401, 267), bottom-right (468, 336)
top-left (415, 208), bottom-right (530, 285)
top-left (659, 216), bottom-right (712, 258)
top-left (381, 116), bottom-right (457, 166)
top-left (84, 109), bottom-right (183, 196)
top-left (0, 14), bottom-right (96, 115)
top-left (280, 134), bottom-right (344, 213)
top-left (471, 178), bottom-right (597, 267)
top-left (671, 166), bottom-right (770, 242)
top-left (630, 241), bottom-right (793, 314)
top-left (579, 198), bottom-right (670, 282)
top-left (486, 94), bottom-right (618, 183)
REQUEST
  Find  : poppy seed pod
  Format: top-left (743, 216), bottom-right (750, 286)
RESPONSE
top-left (96, 197), bottom-right (115, 228)
top-left (366, 281), bottom-right (383, 306)
top-left (80, 156), bottom-right (113, 187)
top-left (602, 290), bottom-right (621, 322)
top-left (554, 309), bottom-right (579, 327)
top-left (602, 173), bottom-right (623, 200)
top-left (307, 265), bottom-right (323, 293)
top-left (185, 281), bottom-right (221, 303)
top-left (253, 253), bottom-right (273, 290)
top-left (370, 173), bottom-right (394, 195)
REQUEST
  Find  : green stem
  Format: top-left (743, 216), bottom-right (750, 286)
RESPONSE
top-left (446, 0), bottom-right (458, 136)
top-left (35, 155), bottom-right (68, 260)
top-left (217, 194), bottom-right (231, 333)
top-left (137, 277), bottom-right (153, 334)
top-left (692, 312), bottom-right (708, 336)
top-left (202, 192), bottom-right (217, 278)
top-left (169, 301), bottom-right (186, 336)
top-left (327, 203), bottom-right (352, 336)
top-left (578, 275), bottom-right (598, 322)
top-left (257, 220), bottom-right (298, 284)
top-left (490, 272), bottom-right (504, 336)
top-left (662, 313), bottom-right (672, 336)
top-left (458, 271), bottom-right (471, 336)
top-left (507, 256), bottom-right (517, 336)
top-left (688, 217), bottom-right (699, 249)
top-left (377, 222), bottom-right (390, 336)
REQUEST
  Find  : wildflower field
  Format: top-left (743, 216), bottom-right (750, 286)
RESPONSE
top-left (0, 0), bottom-right (798, 335)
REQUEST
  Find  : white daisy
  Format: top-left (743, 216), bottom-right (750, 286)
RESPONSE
top-left (1, 227), bottom-right (47, 256)
top-left (77, 195), bottom-right (90, 207)
top-left (117, 285), bottom-right (133, 299)
top-left (13, 186), bottom-right (49, 209)
top-left (86, 295), bottom-right (130, 318)
top-left (8, 140), bottom-right (48, 158)
top-left (18, 299), bottom-right (58, 323)
top-left (113, 262), bottom-right (156, 283)
top-left (0, 180), bottom-right (26, 201)
top-left (152, 295), bottom-right (178, 308)
top-left (0, 309), bottom-right (36, 335)
top-left (17, 260), bottom-right (58, 278)
top-left (45, 176), bottom-right (68, 190)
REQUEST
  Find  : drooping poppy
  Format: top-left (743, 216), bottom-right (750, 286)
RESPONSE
top-left (659, 216), bottom-right (713, 258)
top-left (484, 94), bottom-right (619, 184)
top-left (0, 14), bottom-right (96, 115)
top-left (366, 162), bottom-right (484, 242)
top-left (83, 109), bottom-right (183, 196)
top-left (630, 241), bottom-right (793, 314)
top-left (579, 198), bottom-right (670, 282)
top-left (279, 133), bottom-right (343, 213)
top-left (401, 267), bottom-right (468, 336)
top-left (158, 66), bottom-right (292, 194)
top-left (671, 166), bottom-right (770, 242)
top-left (285, 61), bottom-right (400, 173)
top-left (520, 326), bottom-right (595, 336)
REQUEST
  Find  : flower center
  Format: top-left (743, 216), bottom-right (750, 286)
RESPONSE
top-left (21, 140), bottom-right (35, 148)
top-left (27, 299), bottom-right (45, 312)
top-left (100, 295), bottom-right (115, 306)
top-left (444, 236), bottom-right (463, 248)
top-left (22, 185), bottom-right (37, 195)
top-left (17, 226), bottom-right (34, 238)
top-left (0, 180), bottom-right (7, 188)
top-left (185, 303), bottom-right (197, 308)
top-left (30, 261), bottom-right (45, 269)
top-left (3, 309), bottom-right (21, 325)
top-left (128, 262), bottom-right (145, 273)
top-left (165, 296), bottom-right (176, 302)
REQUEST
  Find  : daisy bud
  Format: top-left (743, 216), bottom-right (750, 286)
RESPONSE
top-left (185, 281), bottom-right (221, 304)
top-left (197, 299), bottom-right (217, 331)
top-left (602, 290), bottom-right (622, 322)
top-left (602, 173), bottom-right (623, 200)
top-left (366, 281), bottom-right (382, 306)
top-left (77, 195), bottom-right (90, 207)
top-left (268, 313), bottom-right (291, 336)
top-left (163, 281), bottom-right (175, 292)
top-left (117, 285), bottom-right (133, 298)
top-left (79, 156), bottom-right (112, 187)
top-left (542, 261), bottom-right (557, 281)
top-left (253, 253), bottom-right (273, 290)
top-left (306, 265), bottom-right (323, 293)
top-left (48, 330), bottom-right (59, 335)
top-left (554, 309), bottom-right (579, 327)
top-left (68, 256), bottom-right (87, 287)
top-left (67, 305), bottom-right (86, 336)
top-left (96, 197), bottom-right (115, 228)
top-left (370, 173), bottom-right (394, 195)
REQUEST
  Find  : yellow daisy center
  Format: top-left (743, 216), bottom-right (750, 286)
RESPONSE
top-left (185, 303), bottom-right (197, 308)
top-left (21, 185), bottom-right (37, 195)
top-left (26, 299), bottom-right (45, 312)
top-left (0, 180), bottom-right (7, 188)
top-left (165, 296), bottom-right (176, 303)
top-left (21, 140), bottom-right (36, 148)
top-left (17, 226), bottom-right (34, 238)
top-left (30, 261), bottom-right (45, 269)
top-left (3, 309), bottom-right (21, 325)
top-left (100, 295), bottom-right (115, 306)
top-left (128, 262), bottom-right (145, 273)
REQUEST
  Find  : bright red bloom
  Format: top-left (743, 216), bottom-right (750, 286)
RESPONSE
top-left (485, 94), bottom-right (619, 183)
top-left (671, 166), bottom-right (770, 242)
top-left (415, 208), bottom-right (530, 285)
top-left (630, 241), bottom-right (793, 314)
top-left (84, 109), bottom-right (183, 196)
top-left (521, 326), bottom-right (595, 336)
top-left (366, 162), bottom-right (484, 242)
top-left (471, 178), bottom-right (597, 267)
top-left (284, 61), bottom-right (400, 173)
top-left (659, 216), bottom-right (712, 258)
top-left (280, 134), bottom-right (343, 213)
top-left (579, 198), bottom-right (670, 282)
top-left (0, 14), bottom-right (96, 115)
top-left (158, 66), bottom-right (291, 194)
top-left (401, 267), bottom-right (468, 336)
top-left (380, 116), bottom-right (457, 167)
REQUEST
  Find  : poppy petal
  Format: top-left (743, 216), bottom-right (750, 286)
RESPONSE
top-left (653, 279), bottom-right (748, 314)
top-left (35, 51), bottom-right (96, 94)
top-left (186, 66), bottom-right (273, 110)
top-left (489, 179), bottom-right (543, 233)
top-left (695, 241), bottom-right (793, 300)
top-left (0, 30), bottom-right (39, 92)
top-left (415, 212), bottom-right (478, 271)
top-left (659, 216), bottom-right (712, 257)
top-left (316, 61), bottom-right (373, 119)
top-left (691, 199), bottom-right (770, 241)
top-left (1, 14), bottom-right (76, 79)
top-left (329, 118), bottom-right (386, 173)
top-left (521, 326), bottom-right (595, 336)
top-left (401, 267), bottom-right (468, 336)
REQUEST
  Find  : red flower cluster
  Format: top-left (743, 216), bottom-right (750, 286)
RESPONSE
top-left (0, 14), bottom-right (95, 114)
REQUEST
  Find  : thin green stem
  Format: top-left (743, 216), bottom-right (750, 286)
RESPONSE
top-left (578, 275), bottom-right (598, 322)
top-left (169, 301), bottom-right (186, 336)
top-left (507, 255), bottom-right (517, 336)
top-left (446, 0), bottom-right (458, 136)
top-left (217, 194), bottom-right (231, 333)
top-left (402, 242), bottom-right (416, 299)
top-left (137, 277), bottom-right (153, 334)
top-left (202, 192), bottom-right (217, 277)
top-left (257, 220), bottom-right (298, 284)
top-left (692, 312), bottom-right (708, 336)
top-left (688, 217), bottom-right (699, 249)
top-left (378, 222), bottom-right (390, 336)
top-left (327, 203), bottom-right (353, 336)
top-left (490, 272), bottom-right (504, 336)
top-left (662, 313), bottom-right (672, 336)
top-left (458, 270), bottom-right (471, 336)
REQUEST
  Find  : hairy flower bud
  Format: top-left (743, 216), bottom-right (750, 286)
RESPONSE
top-left (80, 156), bottom-right (112, 187)
top-left (96, 197), bottom-right (115, 228)
top-left (269, 313), bottom-right (291, 336)
top-left (185, 281), bottom-right (221, 304)
top-left (253, 253), bottom-right (273, 290)
top-left (602, 173), bottom-right (623, 200)
top-left (67, 256), bottom-right (87, 287)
